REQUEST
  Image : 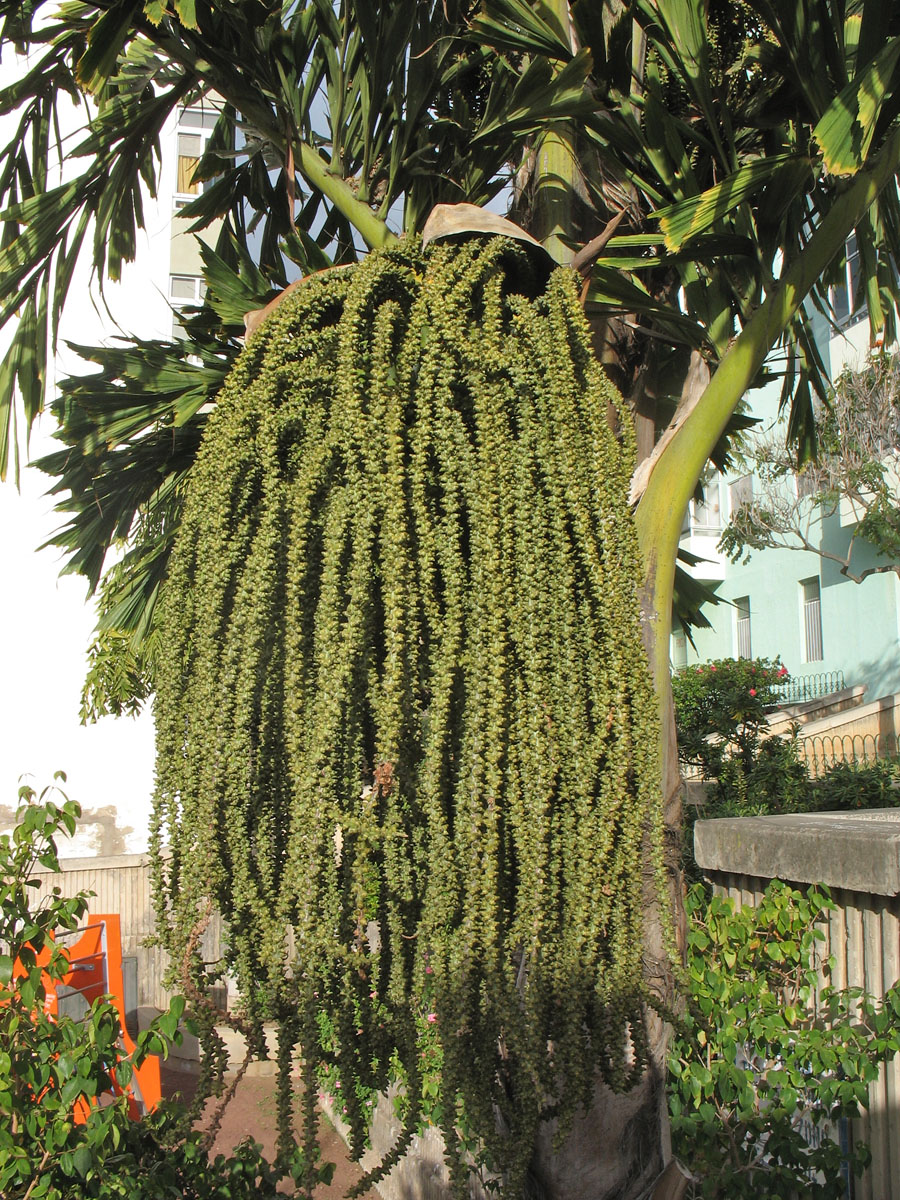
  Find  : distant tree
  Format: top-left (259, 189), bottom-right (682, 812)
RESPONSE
top-left (721, 353), bottom-right (900, 583)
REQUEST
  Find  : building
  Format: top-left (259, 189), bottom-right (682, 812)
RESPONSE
top-left (674, 257), bottom-right (900, 705)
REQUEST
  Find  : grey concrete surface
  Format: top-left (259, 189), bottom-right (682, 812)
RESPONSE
top-left (694, 808), bottom-right (900, 894)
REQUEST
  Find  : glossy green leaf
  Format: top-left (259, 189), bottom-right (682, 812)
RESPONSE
top-left (470, 0), bottom-right (575, 60)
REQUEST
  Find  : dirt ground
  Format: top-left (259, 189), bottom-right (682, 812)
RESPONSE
top-left (160, 1063), bottom-right (380, 1198)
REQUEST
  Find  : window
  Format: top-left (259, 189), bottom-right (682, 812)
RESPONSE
top-left (170, 275), bottom-right (205, 302)
top-left (177, 132), bottom-right (203, 194)
top-left (692, 480), bottom-right (721, 532)
top-left (671, 631), bottom-right (688, 671)
top-left (830, 233), bottom-right (864, 328)
top-left (169, 274), bottom-right (206, 338)
top-left (729, 474), bottom-right (752, 513)
top-left (801, 577), bottom-right (823, 663)
top-left (734, 596), bottom-right (751, 659)
top-left (174, 103), bottom-right (222, 200)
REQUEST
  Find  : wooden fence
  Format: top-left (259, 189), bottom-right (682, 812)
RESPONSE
top-left (29, 852), bottom-right (224, 1016)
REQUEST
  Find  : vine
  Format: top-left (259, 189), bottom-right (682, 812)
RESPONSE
top-left (151, 236), bottom-right (662, 1194)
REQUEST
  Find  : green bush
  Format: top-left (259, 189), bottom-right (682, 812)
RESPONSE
top-left (811, 759), bottom-right (900, 812)
top-left (712, 733), bottom-right (811, 817)
top-left (671, 880), bottom-right (900, 1199)
top-left (0, 782), bottom-right (332, 1200)
top-left (673, 656), bottom-right (788, 779)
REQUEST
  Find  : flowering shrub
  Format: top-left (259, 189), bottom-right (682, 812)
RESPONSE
top-left (674, 657), bottom-right (900, 839)
top-left (674, 658), bottom-right (811, 876)
top-left (673, 656), bottom-right (788, 778)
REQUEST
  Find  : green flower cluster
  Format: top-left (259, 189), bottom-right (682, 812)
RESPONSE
top-left (151, 236), bottom-right (661, 1195)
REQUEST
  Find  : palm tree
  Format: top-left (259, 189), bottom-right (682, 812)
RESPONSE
top-left (3, 2), bottom-right (900, 1195)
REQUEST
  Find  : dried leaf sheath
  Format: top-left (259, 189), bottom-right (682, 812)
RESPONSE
top-left (151, 236), bottom-right (661, 1192)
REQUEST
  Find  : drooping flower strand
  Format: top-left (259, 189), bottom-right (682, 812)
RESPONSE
top-left (151, 236), bottom-right (662, 1196)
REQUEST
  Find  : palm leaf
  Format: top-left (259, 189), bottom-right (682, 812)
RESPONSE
top-left (657, 155), bottom-right (802, 252)
top-left (470, 0), bottom-right (575, 60)
top-left (813, 35), bottom-right (900, 174)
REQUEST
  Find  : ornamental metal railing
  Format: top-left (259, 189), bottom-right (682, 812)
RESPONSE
top-left (774, 670), bottom-right (845, 706)
top-left (799, 731), bottom-right (899, 779)
top-left (682, 730), bottom-right (899, 783)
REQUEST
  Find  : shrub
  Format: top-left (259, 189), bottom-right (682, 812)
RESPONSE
top-left (714, 733), bottom-right (812, 818)
top-left (0, 782), bottom-right (332, 1199)
top-left (811, 758), bottom-right (900, 811)
top-left (673, 656), bottom-right (788, 778)
top-left (671, 880), bottom-right (900, 1199)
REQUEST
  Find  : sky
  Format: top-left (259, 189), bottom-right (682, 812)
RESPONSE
top-left (0, 46), bottom-right (176, 854)
top-left (0, 435), bottom-right (156, 852)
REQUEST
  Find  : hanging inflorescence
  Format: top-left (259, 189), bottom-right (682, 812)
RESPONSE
top-left (151, 236), bottom-right (661, 1196)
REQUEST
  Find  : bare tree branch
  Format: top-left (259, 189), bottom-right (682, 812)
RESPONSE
top-left (719, 353), bottom-right (900, 582)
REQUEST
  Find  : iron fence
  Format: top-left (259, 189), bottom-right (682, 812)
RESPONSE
top-left (799, 731), bottom-right (899, 778)
top-left (681, 732), bottom-right (899, 783)
top-left (774, 670), bottom-right (845, 705)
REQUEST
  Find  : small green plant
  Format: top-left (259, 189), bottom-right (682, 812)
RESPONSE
top-left (811, 759), bottom-right (900, 812)
top-left (713, 733), bottom-right (812, 818)
top-left (0, 782), bottom-right (333, 1199)
top-left (671, 881), bottom-right (900, 1198)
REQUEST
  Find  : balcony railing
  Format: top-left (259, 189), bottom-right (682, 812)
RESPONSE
top-left (774, 670), bottom-right (845, 706)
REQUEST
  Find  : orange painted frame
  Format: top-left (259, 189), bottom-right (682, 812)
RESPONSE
top-left (35, 913), bottom-right (162, 1120)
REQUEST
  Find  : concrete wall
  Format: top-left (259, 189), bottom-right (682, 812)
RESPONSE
top-left (695, 810), bottom-right (900, 1200)
top-left (679, 539), bottom-right (900, 700)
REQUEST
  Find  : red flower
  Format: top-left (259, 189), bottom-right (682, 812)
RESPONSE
top-left (778, 665), bottom-right (789, 677)
top-left (749, 688), bottom-right (757, 697)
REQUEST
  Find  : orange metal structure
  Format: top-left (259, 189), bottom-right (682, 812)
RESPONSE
top-left (39, 913), bottom-right (162, 1120)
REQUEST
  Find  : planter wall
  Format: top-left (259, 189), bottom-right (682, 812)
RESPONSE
top-left (695, 809), bottom-right (900, 1200)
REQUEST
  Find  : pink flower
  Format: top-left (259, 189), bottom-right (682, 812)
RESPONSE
top-left (749, 688), bottom-right (757, 697)
top-left (778, 666), bottom-right (789, 677)
top-left (425, 965), bottom-right (433, 975)
top-left (709, 664), bottom-right (716, 672)
top-left (696, 667), bottom-right (703, 674)
top-left (335, 1081), bottom-right (341, 1090)
top-left (426, 1012), bottom-right (438, 1024)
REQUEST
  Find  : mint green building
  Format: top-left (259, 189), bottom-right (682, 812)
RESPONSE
top-left (674, 305), bottom-right (900, 701)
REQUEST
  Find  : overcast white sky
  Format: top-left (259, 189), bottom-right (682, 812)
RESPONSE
top-left (0, 434), bottom-right (156, 848)
top-left (0, 47), bottom-right (177, 851)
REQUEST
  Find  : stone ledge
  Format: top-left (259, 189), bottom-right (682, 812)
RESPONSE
top-left (694, 809), bottom-right (900, 895)
top-left (766, 685), bottom-right (867, 732)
